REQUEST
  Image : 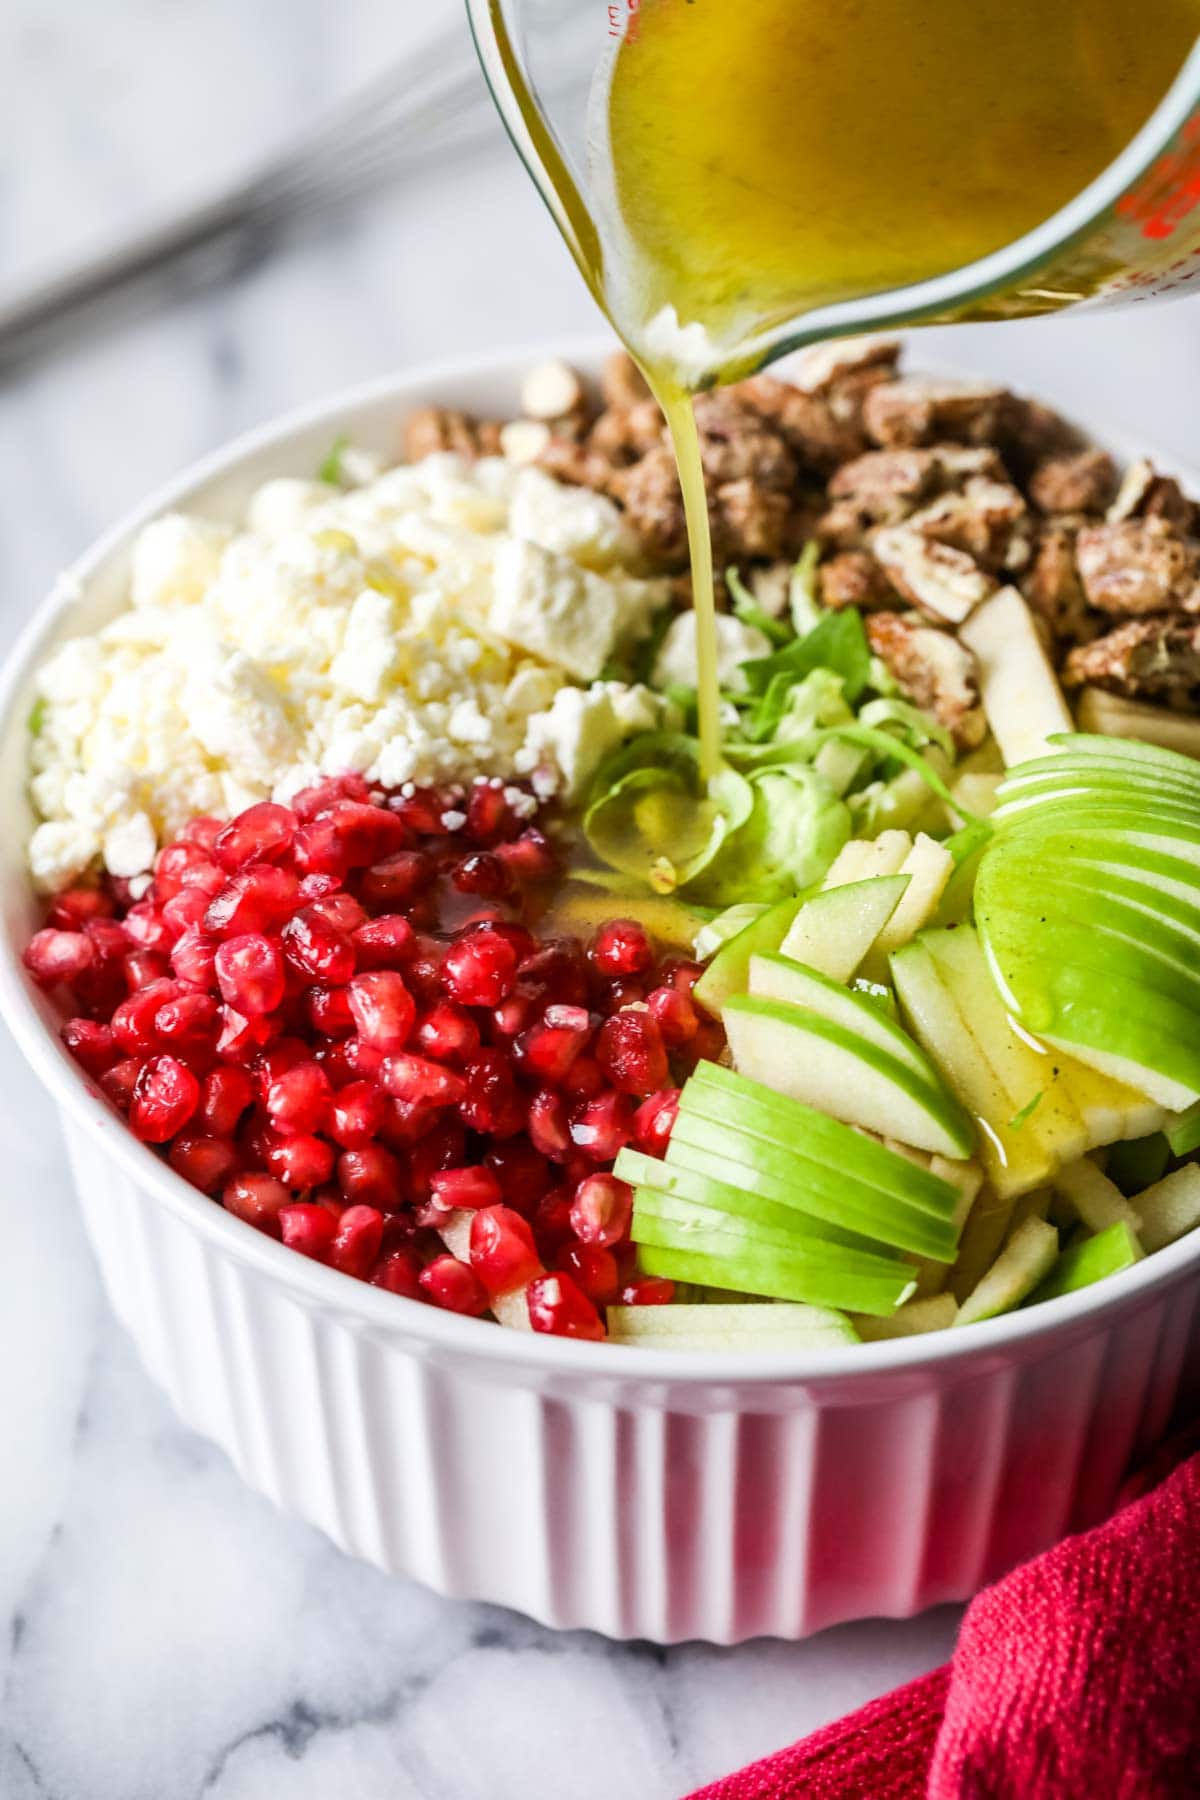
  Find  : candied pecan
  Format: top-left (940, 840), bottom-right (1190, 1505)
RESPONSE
top-left (1107, 457), bottom-right (1196, 531)
top-left (819, 551), bottom-right (893, 611)
top-left (693, 392), bottom-right (799, 490)
top-left (403, 407), bottom-right (503, 463)
top-left (828, 448), bottom-right (942, 516)
top-left (998, 397), bottom-right (1084, 478)
top-left (537, 438), bottom-right (620, 494)
top-left (866, 612), bottom-right (986, 748)
top-left (714, 478), bottom-right (795, 562)
top-left (871, 525), bottom-right (995, 623)
top-left (601, 351), bottom-right (652, 411)
top-left (608, 447), bottom-right (688, 564)
top-left (1021, 522), bottom-right (1092, 645)
top-left (862, 379), bottom-right (1012, 449)
top-left (794, 336), bottom-right (902, 434)
top-left (1075, 517), bottom-right (1200, 615)
top-left (588, 398), bottom-right (667, 464)
top-left (906, 477), bottom-right (1028, 569)
top-left (737, 375), bottom-right (868, 472)
top-left (1029, 449), bottom-right (1118, 516)
top-left (1062, 616), bottom-right (1200, 698)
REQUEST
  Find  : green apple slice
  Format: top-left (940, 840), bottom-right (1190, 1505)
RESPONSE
top-left (956, 1216), bottom-right (1060, 1324)
top-left (1133, 1164), bottom-right (1200, 1253)
top-left (723, 994), bottom-right (974, 1159)
top-left (1051, 1157), bottom-right (1142, 1237)
top-left (682, 1061), bottom-right (965, 1216)
top-left (606, 1301), bottom-right (860, 1350)
top-left (864, 834), bottom-right (955, 968)
top-left (1053, 731), bottom-right (1200, 784)
top-left (852, 1294), bottom-right (958, 1339)
top-left (1166, 1101), bottom-right (1200, 1157)
top-left (947, 1186), bottom-right (1016, 1303)
top-left (631, 1187), bottom-right (912, 1283)
top-left (634, 1241), bottom-right (916, 1315)
top-left (978, 887), bottom-right (1200, 1009)
top-left (1028, 1220), bottom-right (1143, 1305)
top-left (614, 1146), bottom-right (887, 1252)
top-left (1040, 1031), bottom-right (1199, 1116)
top-left (777, 874), bottom-right (910, 981)
top-left (958, 585), bottom-right (1073, 767)
top-left (821, 830), bottom-right (913, 887)
top-left (748, 953), bottom-right (934, 1082)
top-left (989, 807), bottom-right (1200, 867)
top-left (1075, 688), bottom-right (1200, 760)
top-left (693, 892), bottom-right (807, 1016)
top-left (890, 939), bottom-right (1054, 1196)
top-left (1104, 1133), bottom-right (1171, 1194)
top-left (664, 1118), bottom-right (960, 1261)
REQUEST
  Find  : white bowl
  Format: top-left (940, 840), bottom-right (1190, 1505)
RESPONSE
top-left (2, 342), bottom-right (1199, 1644)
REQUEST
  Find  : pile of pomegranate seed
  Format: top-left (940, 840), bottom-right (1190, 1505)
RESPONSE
top-left (26, 775), bottom-right (725, 1339)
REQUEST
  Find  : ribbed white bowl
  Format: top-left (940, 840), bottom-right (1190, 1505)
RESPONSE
top-left (3, 343), bottom-right (1200, 1643)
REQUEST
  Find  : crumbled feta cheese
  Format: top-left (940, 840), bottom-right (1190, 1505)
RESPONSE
top-left (28, 452), bottom-right (670, 886)
top-left (515, 681), bottom-right (673, 799)
top-left (653, 610), bottom-right (771, 693)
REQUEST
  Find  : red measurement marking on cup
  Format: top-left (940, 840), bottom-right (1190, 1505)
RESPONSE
top-left (607, 0), bottom-right (641, 42)
top-left (1118, 115), bottom-right (1200, 240)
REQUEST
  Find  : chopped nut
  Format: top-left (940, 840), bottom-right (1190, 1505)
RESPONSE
top-left (1021, 522), bottom-right (1093, 644)
top-left (601, 351), bottom-right (652, 410)
top-left (738, 375), bottom-right (868, 471)
top-left (715, 478), bottom-right (794, 561)
top-left (608, 447), bottom-right (689, 565)
top-left (906, 477), bottom-right (1028, 568)
top-left (537, 437), bottom-right (620, 494)
top-left (520, 359), bottom-right (585, 424)
top-left (871, 525), bottom-right (995, 623)
top-left (866, 611), bottom-right (986, 748)
top-left (794, 335), bottom-right (901, 394)
top-left (1107, 457), bottom-right (1195, 531)
top-left (828, 448), bottom-right (942, 516)
top-left (1029, 449), bottom-right (1118, 516)
top-left (863, 379), bottom-right (1012, 449)
top-left (1075, 517), bottom-right (1200, 615)
top-left (589, 398), bottom-right (668, 464)
top-left (500, 418), bottom-right (552, 465)
top-left (402, 407), bottom-right (503, 463)
top-left (1062, 616), bottom-right (1200, 699)
top-left (694, 392), bottom-right (799, 490)
top-left (999, 397), bottom-right (1083, 476)
top-left (819, 550), bottom-right (893, 611)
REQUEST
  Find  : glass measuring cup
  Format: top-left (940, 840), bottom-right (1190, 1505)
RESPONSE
top-left (468, 0), bottom-right (1200, 386)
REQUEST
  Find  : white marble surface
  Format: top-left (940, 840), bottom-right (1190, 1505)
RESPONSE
top-left (1, 4), bottom-right (1199, 1795)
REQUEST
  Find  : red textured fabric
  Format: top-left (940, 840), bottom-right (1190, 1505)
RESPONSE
top-left (688, 1446), bottom-right (1200, 1800)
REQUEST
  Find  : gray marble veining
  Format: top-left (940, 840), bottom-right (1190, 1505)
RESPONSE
top-left (1, 3), bottom-right (1198, 1794)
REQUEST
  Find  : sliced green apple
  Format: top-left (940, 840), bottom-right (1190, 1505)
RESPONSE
top-left (631, 1186), bottom-right (912, 1284)
top-left (1133, 1164), bottom-right (1200, 1253)
top-left (692, 892), bottom-right (807, 1016)
top-left (606, 1300), bottom-right (860, 1350)
top-left (956, 1215), bottom-right (1060, 1324)
top-left (1051, 1157), bottom-right (1142, 1237)
top-left (614, 1145), bottom-right (886, 1252)
top-left (852, 1294), bottom-right (958, 1339)
top-left (777, 873), bottom-right (910, 981)
top-left (723, 993), bottom-right (974, 1159)
top-left (948, 1186), bottom-right (1016, 1303)
top-left (634, 1241), bottom-right (916, 1316)
top-left (1028, 1220), bottom-right (1143, 1305)
top-left (748, 953), bottom-right (936, 1083)
top-left (862, 834), bottom-right (955, 972)
top-left (1075, 688), bottom-right (1200, 760)
top-left (958, 585), bottom-right (1073, 767)
top-left (1166, 1101), bottom-right (1200, 1157)
top-left (821, 829), bottom-right (913, 887)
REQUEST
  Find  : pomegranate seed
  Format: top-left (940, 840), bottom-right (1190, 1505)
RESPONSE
top-left (570, 1173), bottom-right (633, 1248)
top-left (122, 903), bottom-right (174, 955)
top-left (407, 1116), bottom-right (466, 1198)
top-left (48, 887), bottom-right (114, 930)
top-left (265, 1132), bottom-right (335, 1190)
top-left (416, 1000), bottom-right (480, 1064)
top-left (451, 852), bottom-right (512, 898)
top-left (282, 908), bottom-right (355, 983)
top-left (162, 889), bottom-right (211, 937)
top-left (341, 1037), bottom-right (384, 1082)
top-left (533, 1184), bottom-right (575, 1253)
top-left (294, 802), bottom-right (407, 876)
top-left (329, 1204), bottom-right (384, 1278)
top-left (670, 960), bottom-right (705, 996)
top-left (308, 891), bottom-right (367, 933)
top-left (112, 979), bottom-right (179, 1055)
top-left (619, 1277), bottom-right (675, 1306)
top-left (441, 930), bottom-right (518, 1007)
top-left (169, 929), bottom-right (216, 989)
top-left (430, 1166), bottom-right (502, 1211)
top-left (254, 1037), bottom-right (310, 1090)
top-left (515, 1005), bottom-right (591, 1084)
top-left (101, 1056), bottom-right (142, 1110)
top-left (122, 948), bottom-right (168, 990)
top-left (686, 1019), bottom-right (727, 1070)
top-left (377, 1095), bottom-right (437, 1149)
top-left (561, 1054), bottom-right (604, 1101)
top-left (168, 1132), bottom-right (239, 1195)
top-left (204, 865), bottom-right (300, 938)
top-left (633, 1089), bottom-right (680, 1156)
top-left (596, 1011), bottom-right (669, 1096)
top-left (465, 782), bottom-right (511, 843)
top-left (180, 816), bottom-right (223, 851)
top-left (279, 1202), bottom-right (338, 1261)
top-left (526, 1272), bottom-right (605, 1340)
top-left (358, 850), bottom-right (436, 912)
top-left (327, 1080), bottom-right (384, 1148)
top-left (346, 970), bottom-right (415, 1051)
top-left (371, 1248), bottom-right (422, 1298)
top-left (469, 1205), bottom-right (542, 1295)
top-left (419, 1254), bottom-right (488, 1316)
top-left (154, 990), bottom-right (219, 1048)
top-left (589, 918), bottom-right (653, 978)
top-left (199, 1065), bottom-right (256, 1135)
top-left (215, 935), bottom-right (286, 1015)
top-left (496, 828), bottom-right (558, 881)
top-left (390, 784), bottom-right (452, 835)
top-left (213, 802), bottom-right (296, 872)
top-left (528, 1087), bottom-right (570, 1160)
top-left (380, 1052), bottom-right (465, 1107)
top-left (351, 914), bottom-right (415, 969)
top-left (305, 983), bottom-right (355, 1037)
top-left (569, 1091), bottom-right (635, 1160)
top-left (337, 1144), bottom-right (405, 1210)
top-left (61, 1018), bottom-right (118, 1077)
top-left (129, 1054), bottom-right (200, 1142)
top-left (291, 773), bottom-right (371, 820)
top-left (154, 842), bottom-right (221, 901)
top-left (223, 1172), bottom-right (290, 1233)
top-left (646, 984), bottom-right (698, 1045)
top-left (562, 1243), bottom-right (620, 1305)
top-left (518, 938), bottom-right (589, 1006)
top-left (484, 1139), bottom-right (553, 1213)
top-left (460, 1049), bottom-right (525, 1137)
top-left (23, 928), bottom-right (93, 986)
top-left (403, 934), bottom-right (446, 1003)
top-left (265, 1061), bottom-right (330, 1135)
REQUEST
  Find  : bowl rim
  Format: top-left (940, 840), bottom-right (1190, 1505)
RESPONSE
top-left (3, 333), bottom-right (1200, 1385)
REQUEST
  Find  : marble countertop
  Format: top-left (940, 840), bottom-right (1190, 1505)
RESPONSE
top-left (2, 5), bottom-right (1199, 1794)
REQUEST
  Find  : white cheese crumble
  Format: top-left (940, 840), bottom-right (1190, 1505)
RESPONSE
top-left (28, 452), bottom-right (671, 890)
top-left (653, 610), bottom-right (771, 695)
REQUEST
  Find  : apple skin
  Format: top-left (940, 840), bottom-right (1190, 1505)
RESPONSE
top-left (607, 1301), bottom-right (861, 1349)
top-left (723, 994), bottom-right (976, 1159)
top-left (693, 892), bottom-right (807, 1016)
top-left (614, 1145), bottom-right (886, 1252)
top-left (777, 873), bottom-right (909, 982)
top-left (977, 891), bottom-right (1200, 1014)
top-left (683, 1061), bottom-right (965, 1217)
top-left (1028, 1220), bottom-right (1142, 1305)
top-left (631, 1185), bottom-right (914, 1282)
top-left (991, 805), bottom-right (1200, 865)
top-left (633, 1239), bottom-right (916, 1316)
top-left (982, 855), bottom-right (1200, 947)
top-left (749, 951), bottom-right (933, 1080)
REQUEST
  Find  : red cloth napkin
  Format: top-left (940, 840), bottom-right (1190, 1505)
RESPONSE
top-left (687, 1432), bottom-right (1200, 1800)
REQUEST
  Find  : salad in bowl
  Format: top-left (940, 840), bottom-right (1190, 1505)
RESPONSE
top-left (18, 338), bottom-right (1200, 1355)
